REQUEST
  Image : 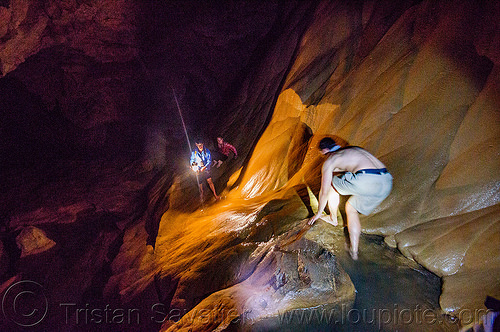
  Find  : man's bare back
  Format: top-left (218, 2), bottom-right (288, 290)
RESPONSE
top-left (324, 147), bottom-right (386, 174)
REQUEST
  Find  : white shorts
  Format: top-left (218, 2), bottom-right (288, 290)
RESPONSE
top-left (332, 171), bottom-right (393, 215)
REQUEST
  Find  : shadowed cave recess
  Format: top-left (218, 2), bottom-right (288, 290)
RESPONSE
top-left (0, 0), bottom-right (499, 331)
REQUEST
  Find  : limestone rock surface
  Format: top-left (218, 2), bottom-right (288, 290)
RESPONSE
top-left (0, 0), bottom-right (498, 329)
top-left (162, 237), bottom-right (355, 332)
top-left (270, 0), bottom-right (500, 313)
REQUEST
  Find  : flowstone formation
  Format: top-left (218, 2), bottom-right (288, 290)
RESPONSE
top-left (0, 0), bottom-right (498, 331)
top-left (275, 0), bottom-right (500, 315)
top-left (150, 0), bottom-right (499, 326)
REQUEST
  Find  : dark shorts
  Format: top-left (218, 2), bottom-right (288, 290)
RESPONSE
top-left (197, 169), bottom-right (212, 182)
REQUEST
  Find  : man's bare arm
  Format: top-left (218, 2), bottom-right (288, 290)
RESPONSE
top-left (308, 160), bottom-right (334, 225)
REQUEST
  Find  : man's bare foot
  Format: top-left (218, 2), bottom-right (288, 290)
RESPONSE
top-left (348, 247), bottom-right (358, 260)
top-left (325, 216), bottom-right (338, 226)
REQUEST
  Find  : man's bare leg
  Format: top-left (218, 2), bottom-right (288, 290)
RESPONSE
top-left (345, 201), bottom-right (360, 260)
top-left (326, 187), bottom-right (339, 226)
top-left (207, 178), bottom-right (220, 200)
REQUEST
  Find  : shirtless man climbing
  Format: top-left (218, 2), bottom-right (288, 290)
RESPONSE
top-left (308, 137), bottom-right (393, 260)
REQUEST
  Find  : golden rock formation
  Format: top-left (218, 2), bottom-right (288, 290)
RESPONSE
top-left (252, 0), bottom-right (500, 315)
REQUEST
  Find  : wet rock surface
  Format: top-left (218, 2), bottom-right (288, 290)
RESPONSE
top-left (0, 0), bottom-right (499, 331)
top-left (162, 234), bottom-right (355, 332)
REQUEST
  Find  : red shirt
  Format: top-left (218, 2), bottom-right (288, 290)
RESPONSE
top-left (218, 141), bottom-right (237, 157)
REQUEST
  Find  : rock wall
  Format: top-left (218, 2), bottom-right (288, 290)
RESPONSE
top-left (238, 0), bottom-right (499, 314)
top-left (0, 0), bottom-right (498, 329)
top-left (150, 1), bottom-right (499, 327)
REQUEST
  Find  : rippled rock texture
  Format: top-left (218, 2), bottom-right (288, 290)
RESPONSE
top-left (218, 0), bottom-right (500, 316)
top-left (0, 0), bottom-right (499, 330)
